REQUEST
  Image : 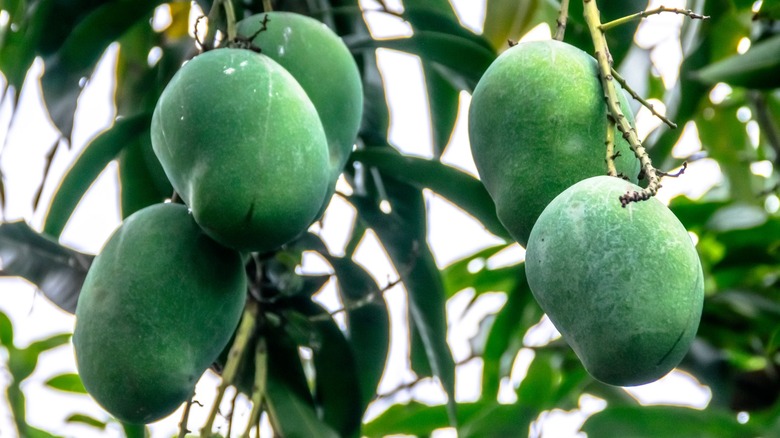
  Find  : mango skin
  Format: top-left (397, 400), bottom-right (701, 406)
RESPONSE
top-left (525, 176), bottom-right (704, 386)
top-left (237, 12), bottom-right (363, 213)
top-left (151, 48), bottom-right (329, 252)
top-left (73, 203), bottom-right (246, 424)
top-left (469, 40), bottom-right (641, 247)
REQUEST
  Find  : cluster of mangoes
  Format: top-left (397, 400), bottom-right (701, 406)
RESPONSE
top-left (73, 12), bottom-right (362, 424)
top-left (469, 40), bottom-right (704, 386)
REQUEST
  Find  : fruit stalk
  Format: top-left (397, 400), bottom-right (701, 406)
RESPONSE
top-left (582, 0), bottom-right (660, 206)
top-left (610, 67), bottom-right (677, 129)
top-left (176, 392), bottom-right (195, 438)
top-left (200, 299), bottom-right (259, 438)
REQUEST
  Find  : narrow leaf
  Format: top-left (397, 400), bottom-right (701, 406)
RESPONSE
top-left (45, 373), bottom-right (87, 393)
top-left (43, 113), bottom-right (151, 238)
top-left (695, 34), bottom-right (780, 89)
top-left (483, 0), bottom-right (539, 51)
top-left (351, 149), bottom-right (509, 239)
top-left (0, 310), bottom-right (13, 348)
top-left (0, 221), bottom-right (92, 313)
top-left (65, 414), bottom-right (107, 430)
top-left (581, 405), bottom-right (760, 437)
top-left (424, 63), bottom-right (460, 157)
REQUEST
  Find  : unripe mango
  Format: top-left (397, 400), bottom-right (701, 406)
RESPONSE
top-left (151, 48), bottom-right (329, 252)
top-left (469, 40), bottom-right (641, 246)
top-left (237, 12), bottom-right (363, 214)
top-left (525, 176), bottom-right (703, 386)
top-left (73, 203), bottom-right (246, 423)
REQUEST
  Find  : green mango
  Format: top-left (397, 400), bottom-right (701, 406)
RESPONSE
top-left (525, 176), bottom-right (703, 386)
top-left (469, 40), bottom-right (641, 247)
top-left (73, 203), bottom-right (246, 424)
top-left (151, 48), bottom-right (329, 252)
top-left (237, 12), bottom-right (363, 214)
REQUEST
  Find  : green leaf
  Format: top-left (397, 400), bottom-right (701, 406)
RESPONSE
top-left (482, 0), bottom-right (540, 51)
top-left (309, 305), bottom-right (363, 438)
top-left (120, 422), bottom-right (147, 438)
top-left (515, 351), bottom-right (557, 409)
top-left (351, 149), bottom-right (509, 240)
top-left (42, 113), bottom-right (151, 238)
top-left (346, 31), bottom-right (494, 90)
top-left (321, 250), bottom-right (390, 408)
top-left (0, 221), bottom-right (93, 313)
top-left (441, 244), bottom-right (517, 298)
top-left (40, 0), bottom-right (160, 138)
top-left (265, 329), bottom-right (339, 438)
top-left (0, 310), bottom-right (13, 348)
top-left (402, 2), bottom-right (493, 51)
top-left (581, 405), bottom-right (760, 437)
top-left (424, 62), bottom-right (460, 158)
top-left (363, 401), bottom-right (486, 437)
top-left (117, 132), bottom-right (171, 219)
top-left (695, 34), bottom-right (780, 89)
top-left (27, 333), bottom-right (71, 355)
top-left (480, 279), bottom-right (541, 399)
top-left (45, 373), bottom-right (87, 393)
top-left (65, 414), bottom-right (107, 430)
top-left (350, 176), bottom-right (457, 425)
top-left (458, 402), bottom-right (537, 438)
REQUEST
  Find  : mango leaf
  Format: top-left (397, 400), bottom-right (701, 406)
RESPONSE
top-left (363, 401), bottom-right (487, 437)
top-left (265, 325), bottom-right (339, 438)
top-left (0, 221), bottom-right (92, 313)
top-left (317, 249), bottom-right (390, 408)
top-left (441, 244), bottom-right (517, 298)
top-left (402, 1), bottom-right (493, 51)
top-left (564, 0), bottom-right (648, 65)
top-left (581, 405), bottom-right (760, 437)
top-left (7, 333), bottom-right (70, 381)
top-left (0, 310), bottom-right (13, 347)
top-left (424, 62), bottom-right (460, 158)
top-left (458, 402), bottom-right (537, 438)
top-left (350, 176), bottom-right (457, 425)
top-left (45, 373), bottom-right (87, 394)
top-left (346, 31), bottom-right (494, 90)
top-left (351, 149), bottom-right (509, 240)
top-left (43, 113), bottom-right (151, 238)
top-left (117, 133), bottom-right (171, 219)
top-left (40, 0), bottom-right (160, 138)
top-left (694, 34), bottom-right (780, 89)
top-left (482, 0), bottom-right (540, 51)
top-left (480, 277), bottom-right (541, 398)
top-left (65, 414), bottom-right (107, 430)
top-left (312, 313), bottom-right (362, 437)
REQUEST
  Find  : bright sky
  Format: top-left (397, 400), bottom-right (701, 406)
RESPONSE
top-left (0, 1), bottom-right (720, 437)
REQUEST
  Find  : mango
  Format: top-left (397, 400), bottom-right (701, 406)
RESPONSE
top-left (469, 40), bottom-right (641, 246)
top-left (524, 176), bottom-right (703, 386)
top-left (237, 12), bottom-right (363, 214)
top-left (151, 48), bottom-right (329, 252)
top-left (73, 203), bottom-right (246, 423)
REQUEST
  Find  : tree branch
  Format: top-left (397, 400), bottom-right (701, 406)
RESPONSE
top-left (600, 6), bottom-right (709, 31)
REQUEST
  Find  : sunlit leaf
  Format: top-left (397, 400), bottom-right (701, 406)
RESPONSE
top-left (483, 0), bottom-right (540, 52)
top-left (0, 221), bottom-right (92, 313)
top-left (45, 373), bottom-right (87, 393)
top-left (0, 310), bottom-right (13, 348)
top-left (65, 414), bottom-right (107, 430)
top-left (581, 405), bottom-right (760, 437)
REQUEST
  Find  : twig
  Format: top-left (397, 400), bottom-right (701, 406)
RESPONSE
top-left (599, 6), bottom-right (709, 31)
top-left (554, 0), bottom-right (571, 41)
top-left (373, 377), bottom-right (425, 402)
top-left (605, 115), bottom-right (617, 177)
top-left (177, 392), bottom-right (195, 438)
top-left (611, 67), bottom-right (678, 129)
top-left (201, 300), bottom-right (259, 437)
top-left (749, 91), bottom-right (780, 160)
top-left (656, 161), bottom-right (687, 178)
top-left (308, 278), bottom-right (402, 322)
top-left (583, 0), bottom-right (660, 206)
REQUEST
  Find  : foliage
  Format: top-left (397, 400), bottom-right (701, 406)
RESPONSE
top-left (0, 0), bottom-right (779, 436)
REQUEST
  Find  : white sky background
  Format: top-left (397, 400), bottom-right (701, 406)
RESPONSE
top-left (0, 0), bottom-right (733, 436)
